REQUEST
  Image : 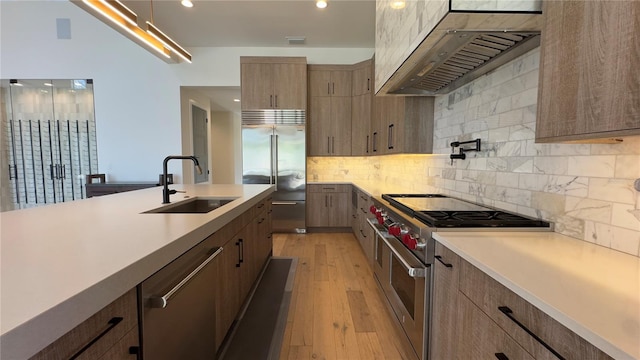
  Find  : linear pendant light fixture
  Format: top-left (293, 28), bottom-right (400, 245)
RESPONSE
top-left (75, 0), bottom-right (191, 63)
top-left (146, 22), bottom-right (192, 63)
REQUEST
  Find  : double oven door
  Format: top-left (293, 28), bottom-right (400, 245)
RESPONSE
top-left (369, 219), bottom-right (430, 360)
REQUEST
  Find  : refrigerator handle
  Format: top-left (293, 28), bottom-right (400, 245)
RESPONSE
top-left (274, 134), bottom-right (279, 190)
top-left (270, 134), bottom-right (275, 186)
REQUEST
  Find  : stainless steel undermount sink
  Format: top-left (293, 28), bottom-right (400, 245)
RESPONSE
top-left (144, 197), bottom-right (237, 214)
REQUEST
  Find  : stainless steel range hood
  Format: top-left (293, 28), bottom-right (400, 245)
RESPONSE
top-left (377, 7), bottom-right (544, 96)
top-left (390, 30), bottom-right (541, 95)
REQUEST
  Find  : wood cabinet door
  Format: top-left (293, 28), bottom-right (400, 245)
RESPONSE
top-left (331, 97), bottom-right (352, 156)
top-left (457, 295), bottom-right (535, 360)
top-left (273, 63), bottom-right (307, 109)
top-left (309, 96), bottom-right (332, 156)
top-left (352, 62), bottom-right (372, 96)
top-left (215, 237), bottom-right (242, 349)
top-left (328, 192), bottom-right (350, 227)
top-left (384, 97), bottom-right (404, 154)
top-left (351, 93), bottom-right (371, 156)
top-left (307, 192), bottom-right (329, 226)
top-left (309, 70), bottom-right (332, 97)
top-left (330, 70), bottom-right (353, 97)
top-left (431, 242), bottom-right (460, 360)
top-left (241, 63), bottom-right (274, 110)
top-left (536, 0), bottom-right (640, 141)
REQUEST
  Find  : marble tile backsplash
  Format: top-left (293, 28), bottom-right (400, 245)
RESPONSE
top-left (309, 47), bottom-right (640, 257)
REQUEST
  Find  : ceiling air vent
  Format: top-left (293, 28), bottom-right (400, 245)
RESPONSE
top-left (391, 31), bottom-right (540, 95)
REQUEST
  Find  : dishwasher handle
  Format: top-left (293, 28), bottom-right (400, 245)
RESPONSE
top-left (149, 247), bottom-right (223, 308)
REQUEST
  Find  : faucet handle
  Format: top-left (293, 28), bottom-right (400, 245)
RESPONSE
top-left (168, 189), bottom-right (186, 195)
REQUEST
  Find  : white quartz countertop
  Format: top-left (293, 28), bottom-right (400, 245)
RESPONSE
top-left (0, 184), bottom-right (273, 359)
top-left (433, 231), bottom-right (640, 360)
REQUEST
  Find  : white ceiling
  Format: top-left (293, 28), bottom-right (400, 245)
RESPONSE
top-left (119, 0), bottom-right (375, 112)
top-left (121, 0), bottom-right (376, 48)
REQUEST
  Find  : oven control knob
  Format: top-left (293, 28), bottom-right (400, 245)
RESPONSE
top-left (389, 224), bottom-right (401, 236)
top-left (369, 205), bottom-right (378, 214)
top-left (402, 234), bottom-right (418, 250)
top-left (377, 215), bottom-right (386, 225)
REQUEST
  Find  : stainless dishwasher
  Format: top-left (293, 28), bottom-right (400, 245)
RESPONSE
top-left (139, 239), bottom-right (223, 360)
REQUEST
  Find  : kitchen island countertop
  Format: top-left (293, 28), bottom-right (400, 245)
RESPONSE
top-left (0, 184), bottom-right (274, 359)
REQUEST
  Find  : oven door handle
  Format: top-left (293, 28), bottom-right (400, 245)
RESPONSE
top-left (367, 218), bottom-right (427, 278)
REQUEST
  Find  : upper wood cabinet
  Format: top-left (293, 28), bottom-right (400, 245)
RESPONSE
top-left (308, 65), bottom-right (353, 156)
top-left (309, 96), bottom-right (352, 156)
top-left (352, 59), bottom-right (373, 96)
top-left (351, 93), bottom-right (372, 156)
top-left (536, 0), bottom-right (640, 142)
top-left (309, 67), bottom-right (352, 97)
top-left (240, 57), bottom-right (307, 110)
top-left (372, 96), bottom-right (434, 155)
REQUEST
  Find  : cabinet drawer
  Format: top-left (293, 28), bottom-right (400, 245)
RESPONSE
top-left (97, 327), bottom-right (139, 360)
top-left (459, 260), bottom-right (612, 360)
top-left (458, 294), bottom-right (535, 360)
top-left (30, 289), bottom-right (138, 360)
top-left (308, 184), bottom-right (350, 193)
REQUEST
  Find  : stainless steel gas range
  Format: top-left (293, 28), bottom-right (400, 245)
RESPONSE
top-left (367, 193), bottom-right (551, 360)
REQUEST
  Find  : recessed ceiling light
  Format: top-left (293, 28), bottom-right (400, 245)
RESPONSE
top-left (390, 0), bottom-right (405, 9)
top-left (44, 82), bottom-right (53, 87)
top-left (181, 0), bottom-right (193, 8)
top-left (316, 0), bottom-right (327, 9)
top-left (233, 98), bottom-right (240, 102)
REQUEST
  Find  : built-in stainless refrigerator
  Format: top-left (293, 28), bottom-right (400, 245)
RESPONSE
top-left (242, 113), bottom-right (306, 233)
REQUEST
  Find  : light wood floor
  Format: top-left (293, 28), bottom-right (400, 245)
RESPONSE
top-left (273, 232), bottom-right (418, 360)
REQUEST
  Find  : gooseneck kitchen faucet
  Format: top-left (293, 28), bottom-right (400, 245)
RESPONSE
top-left (162, 155), bottom-right (202, 204)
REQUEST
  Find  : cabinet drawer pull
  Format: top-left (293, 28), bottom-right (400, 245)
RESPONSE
top-left (69, 317), bottom-right (123, 360)
top-left (494, 353), bottom-right (509, 360)
top-left (498, 306), bottom-right (565, 360)
top-left (150, 247), bottom-right (223, 308)
top-left (435, 255), bottom-right (453, 268)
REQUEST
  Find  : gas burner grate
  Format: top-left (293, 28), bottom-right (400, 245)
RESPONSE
top-left (416, 210), bottom-right (549, 228)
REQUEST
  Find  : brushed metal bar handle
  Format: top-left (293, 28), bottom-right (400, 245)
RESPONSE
top-left (272, 201), bottom-right (297, 205)
top-left (275, 95), bottom-right (278, 108)
top-left (332, 137), bottom-right (335, 154)
top-left (69, 317), bottom-right (123, 359)
top-left (327, 82), bottom-right (330, 95)
top-left (366, 218), bottom-right (426, 278)
top-left (498, 306), bottom-right (565, 360)
top-left (269, 135), bottom-right (274, 185)
top-left (366, 135), bottom-right (369, 153)
top-left (270, 95), bottom-right (273, 108)
top-left (332, 82), bottom-right (335, 94)
top-left (274, 134), bottom-right (279, 189)
top-left (435, 255), bottom-right (453, 268)
top-left (150, 247), bottom-right (223, 308)
top-left (327, 137), bottom-right (330, 153)
top-left (495, 353), bottom-right (509, 360)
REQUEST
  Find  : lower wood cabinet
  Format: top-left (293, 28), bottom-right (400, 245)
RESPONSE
top-left (457, 295), bottom-right (535, 360)
top-left (353, 187), bottom-right (374, 263)
top-left (459, 258), bottom-right (613, 360)
top-left (430, 241), bottom-right (460, 360)
top-left (29, 289), bottom-right (139, 360)
top-left (432, 240), bottom-right (613, 360)
top-left (307, 184), bottom-right (350, 228)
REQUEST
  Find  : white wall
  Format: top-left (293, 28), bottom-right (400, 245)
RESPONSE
top-left (210, 111), bottom-right (236, 184)
top-left (1, 1), bottom-right (374, 182)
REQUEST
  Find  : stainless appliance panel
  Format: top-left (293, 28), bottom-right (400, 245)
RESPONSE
top-left (140, 246), bottom-right (222, 359)
top-left (272, 200), bottom-right (306, 233)
top-left (368, 217), bottom-right (427, 360)
top-left (242, 125), bottom-right (306, 231)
